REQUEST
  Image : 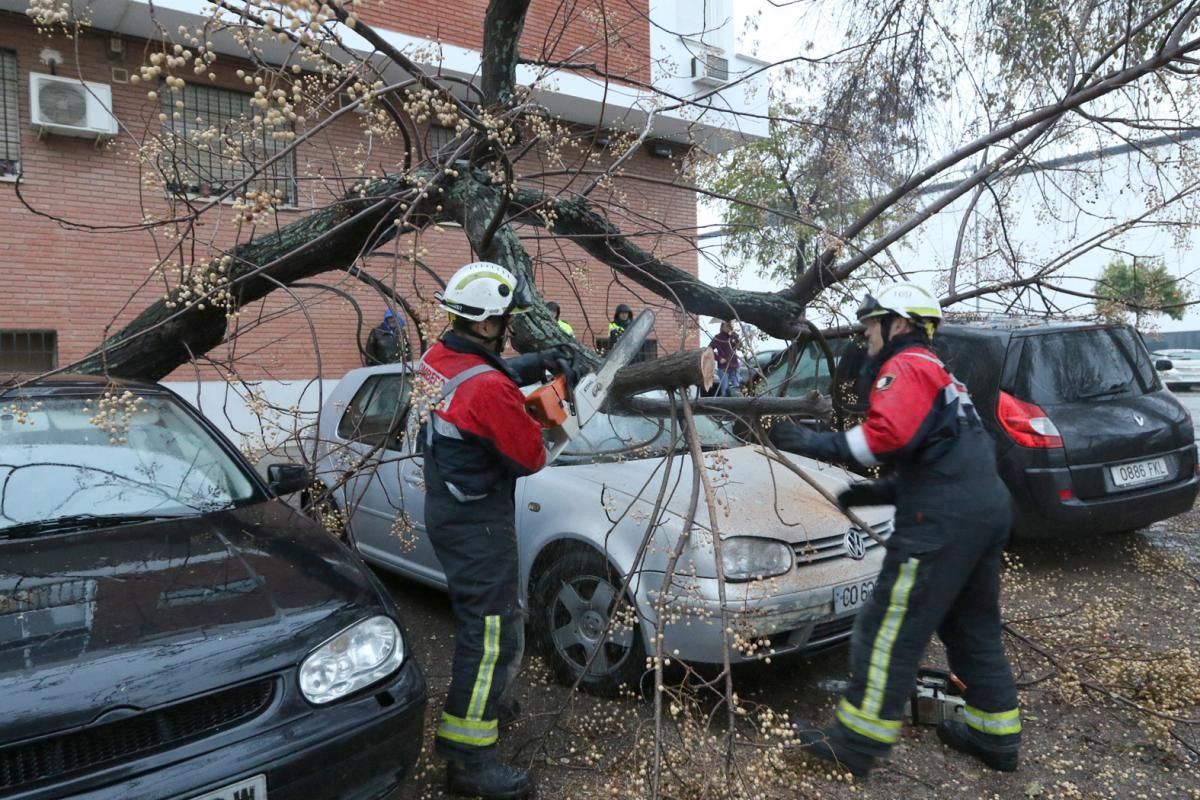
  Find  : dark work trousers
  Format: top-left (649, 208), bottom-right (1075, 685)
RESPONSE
top-left (832, 425), bottom-right (1022, 758)
top-left (425, 455), bottom-right (525, 764)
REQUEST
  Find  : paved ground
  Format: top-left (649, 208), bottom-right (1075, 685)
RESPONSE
top-left (384, 515), bottom-right (1200, 800)
top-left (324, 391), bottom-right (1200, 799)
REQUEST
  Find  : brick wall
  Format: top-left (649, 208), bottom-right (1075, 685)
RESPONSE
top-left (0, 12), bottom-right (695, 385)
top-left (357, 0), bottom-right (651, 85)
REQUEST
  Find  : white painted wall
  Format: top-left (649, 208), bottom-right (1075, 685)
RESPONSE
top-left (6, 0), bottom-right (772, 150)
top-left (163, 378), bottom-right (338, 454)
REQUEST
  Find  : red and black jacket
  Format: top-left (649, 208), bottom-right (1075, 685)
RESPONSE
top-left (419, 333), bottom-right (547, 501)
top-left (843, 340), bottom-right (981, 468)
top-left (772, 336), bottom-right (985, 476)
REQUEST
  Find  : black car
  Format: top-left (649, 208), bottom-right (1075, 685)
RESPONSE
top-left (758, 319), bottom-right (1198, 538)
top-left (0, 375), bottom-right (425, 799)
top-left (936, 320), bottom-right (1197, 538)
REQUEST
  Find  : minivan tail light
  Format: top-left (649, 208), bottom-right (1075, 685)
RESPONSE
top-left (997, 391), bottom-right (1063, 448)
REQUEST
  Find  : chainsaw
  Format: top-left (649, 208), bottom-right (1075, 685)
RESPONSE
top-left (524, 309), bottom-right (655, 460)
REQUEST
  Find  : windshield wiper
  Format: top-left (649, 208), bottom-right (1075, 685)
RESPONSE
top-left (0, 513), bottom-right (176, 540)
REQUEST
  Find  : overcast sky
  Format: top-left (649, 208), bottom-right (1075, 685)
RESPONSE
top-left (698, 1), bottom-right (1200, 340)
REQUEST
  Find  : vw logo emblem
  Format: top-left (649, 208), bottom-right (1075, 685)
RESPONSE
top-left (843, 528), bottom-right (868, 560)
top-left (1133, 413), bottom-right (1145, 426)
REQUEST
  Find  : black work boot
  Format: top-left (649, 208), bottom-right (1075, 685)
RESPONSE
top-left (791, 720), bottom-right (875, 778)
top-left (446, 760), bottom-right (533, 800)
top-left (937, 720), bottom-right (1019, 772)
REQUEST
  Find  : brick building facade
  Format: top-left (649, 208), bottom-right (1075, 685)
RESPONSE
top-left (0, 0), bottom-right (763, 438)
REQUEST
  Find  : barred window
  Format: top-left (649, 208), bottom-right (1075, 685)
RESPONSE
top-left (0, 331), bottom-right (57, 372)
top-left (1, 50), bottom-right (19, 177)
top-left (159, 83), bottom-right (296, 204)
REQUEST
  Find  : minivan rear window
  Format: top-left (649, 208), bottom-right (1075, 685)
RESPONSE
top-left (1008, 327), bottom-right (1159, 405)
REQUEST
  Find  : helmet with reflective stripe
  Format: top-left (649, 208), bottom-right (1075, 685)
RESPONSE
top-left (435, 262), bottom-right (534, 321)
top-left (856, 282), bottom-right (942, 325)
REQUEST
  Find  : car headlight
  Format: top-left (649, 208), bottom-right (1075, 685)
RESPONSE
top-left (721, 537), bottom-right (794, 582)
top-left (299, 615), bottom-right (405, 704)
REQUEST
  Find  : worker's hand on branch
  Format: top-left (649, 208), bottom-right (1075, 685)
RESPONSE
top-left (767, 420), bottom-right (853, 465)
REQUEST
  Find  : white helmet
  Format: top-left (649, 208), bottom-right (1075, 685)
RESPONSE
top-left (435, 262), bottom-right (533, 322)
top-left (856, 282), bottom-right (942, 325)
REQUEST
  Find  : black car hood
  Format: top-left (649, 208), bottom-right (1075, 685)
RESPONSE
top-left (0, 501), bottom-right (386, 746)
top-left (1048, 390), bottom-right (1192, 465)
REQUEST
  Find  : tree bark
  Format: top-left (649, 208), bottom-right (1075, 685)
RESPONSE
top-left (609, 347), bottom-right (715, 396)
top-left (481, 0), bottom-right (531, 104)
top-left (74, 171), bottom-right (438, 380)
top-left (510, 189), bottom-right (809, 339)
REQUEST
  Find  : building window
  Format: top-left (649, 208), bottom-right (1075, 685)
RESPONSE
top-left (0, 331), bottom-right (57, 372)
top-left (160, 83), bottom-right (296, 204)
top-left (429, 124), bottom-right (456, 156)
top-left (0, 49), bottom-right (19, 178)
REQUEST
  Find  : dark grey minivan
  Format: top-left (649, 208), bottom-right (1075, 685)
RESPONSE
top-left (937, 320), bottom-right (1198, 538)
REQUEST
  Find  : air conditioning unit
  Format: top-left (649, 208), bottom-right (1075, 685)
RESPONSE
top-left (691, 53), bottom-right (730, 86)
top-left (29, 73), bottom-right (118, 138)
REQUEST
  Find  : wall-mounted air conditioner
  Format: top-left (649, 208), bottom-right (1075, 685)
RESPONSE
top-left (691, 53), bottom-right (730, 87)
top-left (29, 73), bottom-right (118, 138)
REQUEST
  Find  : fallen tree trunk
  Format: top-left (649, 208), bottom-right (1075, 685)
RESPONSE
top-left (609, 347), bottom-right (714, 396)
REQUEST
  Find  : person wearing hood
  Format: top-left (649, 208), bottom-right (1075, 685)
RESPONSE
top-left (608, 303), bottom-right (633, 346)
top-left (365, 308), bottom-right (408, 365)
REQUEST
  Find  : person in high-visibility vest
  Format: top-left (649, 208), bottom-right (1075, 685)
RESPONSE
top-left (608, 303), bottom-right (632, 346)
top-left (545, 301), bottom-right (574, 337)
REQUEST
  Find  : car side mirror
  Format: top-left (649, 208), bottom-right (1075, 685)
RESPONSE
top-left (1156, 359), bottom-right (1174, 371)
top-left (268, 463), bottom-right (311, 496)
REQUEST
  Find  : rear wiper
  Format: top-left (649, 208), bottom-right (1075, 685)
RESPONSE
top-left (1078, 382), bottom-right (1128, 399)
top-left (0, 513), bottom-right (176, 540)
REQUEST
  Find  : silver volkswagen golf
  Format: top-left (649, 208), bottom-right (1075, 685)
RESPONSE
top-left (309, 364), bottom-right (892, 695)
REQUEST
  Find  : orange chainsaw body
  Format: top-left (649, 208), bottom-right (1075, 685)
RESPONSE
top-left (524, 374), bottom-right (570, 428)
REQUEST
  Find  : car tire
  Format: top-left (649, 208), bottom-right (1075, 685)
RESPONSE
top-left (531, 548), bottom-right (646, 697)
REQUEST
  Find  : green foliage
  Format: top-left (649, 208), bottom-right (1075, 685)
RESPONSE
top-left (695, 103), bottom-right (899, 285)
top-left (1094, 257), bottom-right (1189, 322)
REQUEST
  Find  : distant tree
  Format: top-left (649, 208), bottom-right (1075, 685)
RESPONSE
top-left (1094, 257), bottom-right (1190, 327)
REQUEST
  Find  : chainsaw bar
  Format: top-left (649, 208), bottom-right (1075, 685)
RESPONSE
top-left (544, 309), bottom-right (655, 460)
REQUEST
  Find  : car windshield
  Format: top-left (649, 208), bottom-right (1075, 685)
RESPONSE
top-left (1009, 327), bottom-right (1159, 405)
top-left (0, 393), bottom-right (259, 531)
top-left (559, 406), bottom-right (739, 462)
top-left (759, 340), bottom-right (847, 397)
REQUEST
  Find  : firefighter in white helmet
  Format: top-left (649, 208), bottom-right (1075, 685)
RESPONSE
top-left (416, 262), bottom-right (573, 799)
top-left (771, 282), bottom-right (1021, 777)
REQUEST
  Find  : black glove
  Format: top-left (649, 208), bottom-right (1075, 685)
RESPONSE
top-left (836, 477), bottom-right (896, 510)
top-left (538, 344), bottom-right (576, 374)
top-left (769, 421), bottom-right (853, 464)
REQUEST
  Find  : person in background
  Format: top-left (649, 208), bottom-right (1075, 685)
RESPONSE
top-left (710, 319), bottom-right (741, 397)
top-left (608, 303), bottom-right (633, 346)
top-left (365, 308), bottom-right (408, 365)
top-left (546, 301), bottom-right (574, 337)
